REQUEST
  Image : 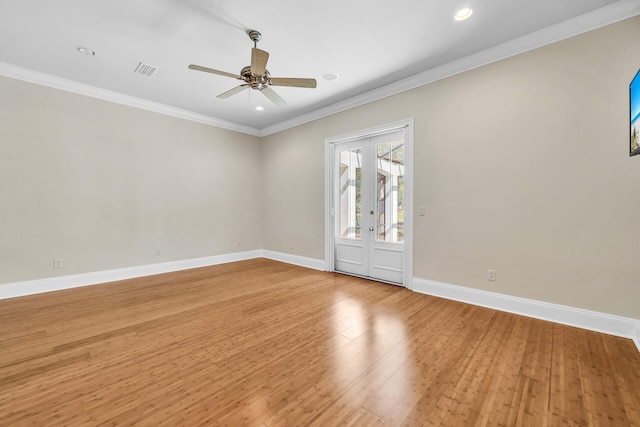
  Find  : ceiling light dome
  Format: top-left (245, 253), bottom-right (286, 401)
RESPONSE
top-left (454, 8), bottom-right (473, 21)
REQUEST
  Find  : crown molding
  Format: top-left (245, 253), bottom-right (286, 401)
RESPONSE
top-left (1, 0), bottom-right (639, 138)
top-left (0, 62), bottom-right (262, 136)
top-left (258, 0), bottom-right (640, 136)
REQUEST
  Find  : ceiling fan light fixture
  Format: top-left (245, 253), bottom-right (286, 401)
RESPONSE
top-left (454, 8), bottom-right (473, 21)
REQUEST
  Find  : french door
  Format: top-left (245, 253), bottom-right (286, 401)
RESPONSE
top-left (332, 129), bottom-right (406, 284)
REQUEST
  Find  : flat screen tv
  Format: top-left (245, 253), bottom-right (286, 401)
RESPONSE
top-left (631, 69), bottom-right (640, 156)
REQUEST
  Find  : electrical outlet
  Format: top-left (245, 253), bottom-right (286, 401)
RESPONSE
top-left (155, 249), bottom-right (161, 256)
top-left (289, 242), bottom-right (294, 250)
top-left (237, 240), bottom-right (242, 247)
top-left (487, 269), bottom-right (496, 281)
top-left (53, 258), bottom-right (62, 269)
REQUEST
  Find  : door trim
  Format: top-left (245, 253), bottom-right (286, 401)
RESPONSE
top-left (324, 118), bottom-right (414, 289)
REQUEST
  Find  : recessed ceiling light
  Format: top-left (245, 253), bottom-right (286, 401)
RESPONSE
top-left (323, 73), bottom-right (339, 81)
top-left (454, 8), bottom-right (473, 21)
top-left (255, 106), bottom-right (265, 111)
top-left (76, 46), bottom-right (95, 56)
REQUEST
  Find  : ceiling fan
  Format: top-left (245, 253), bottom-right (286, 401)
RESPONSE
top-left (188, 30), bottom-right (317, 107)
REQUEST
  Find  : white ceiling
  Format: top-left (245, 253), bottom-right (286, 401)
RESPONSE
top-left (1, 0), bottom-right (639, 135)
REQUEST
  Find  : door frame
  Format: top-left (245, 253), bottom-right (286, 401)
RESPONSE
top-left (324, 118), bottom-right (414, 289)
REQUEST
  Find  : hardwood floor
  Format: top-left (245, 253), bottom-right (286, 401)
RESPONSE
top-left (0, 258), bottom-right (638, 426)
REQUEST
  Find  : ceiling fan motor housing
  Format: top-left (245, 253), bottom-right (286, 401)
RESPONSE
top-left (241, 65), bottom-right (270, 90)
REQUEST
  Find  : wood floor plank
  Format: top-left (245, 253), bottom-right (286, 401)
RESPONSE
top-left (601, 333), bottom-right (640, 425)
top-left (0, 258), bottom-right (638, 425)
top-left (575, 329), bottom-right (638, 426)
top-left (548, 324), bottom-right (589, 426)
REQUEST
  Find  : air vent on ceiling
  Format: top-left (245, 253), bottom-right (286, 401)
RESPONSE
top-left (134, 62), bottom-right (157, 77)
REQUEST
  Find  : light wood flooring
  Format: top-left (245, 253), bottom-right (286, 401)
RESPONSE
top-left (0, 258), bottom-right (639, 426)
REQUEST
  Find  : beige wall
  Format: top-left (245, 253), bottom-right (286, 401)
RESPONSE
top-left (261, 17), bottom-right (640, 318)
top-left (0, 77), bottom-right (262, 284)
top-left (1, 17), bottom-right (638, 319)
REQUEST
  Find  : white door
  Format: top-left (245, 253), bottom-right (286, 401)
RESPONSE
top-left (333, 129), bottom-right (406, 284)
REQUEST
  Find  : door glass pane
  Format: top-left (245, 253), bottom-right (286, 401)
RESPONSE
top-left (338, 147), bottom-right (362, 239)
top-left (375, 139), bottom-right (404, 242)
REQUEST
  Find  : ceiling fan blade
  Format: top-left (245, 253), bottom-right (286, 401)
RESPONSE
top-left (270, 77), bottom-right (317, 88)
top-left (251, 48), bottom-right (269, 77)
top-left (217, 85), bottom-right (249, 99)
top-left (188, 64), bottom-right (240, 80)
top-left (261, 86), bottom-right (286, 106)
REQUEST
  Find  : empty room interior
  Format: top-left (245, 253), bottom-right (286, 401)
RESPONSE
top-left (1, 1), bottom-right (640, 425)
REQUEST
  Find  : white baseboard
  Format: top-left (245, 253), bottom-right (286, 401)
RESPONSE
top-left (413, 277), bottom-right (640, 352)
top-left (1, 253), bottom-right (637, 353)
top-left (0, 250), bottom-right (262, 300)
top-left (0, 250), bottom-right (325, 301)
top-left (261, 250), bottom-right (325, 271)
